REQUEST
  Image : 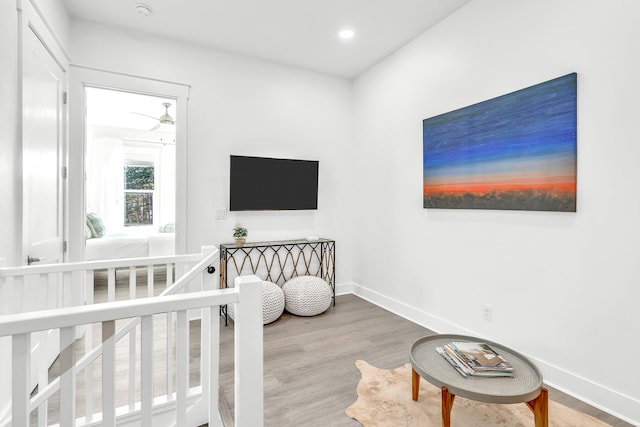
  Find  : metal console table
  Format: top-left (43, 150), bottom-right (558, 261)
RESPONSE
top-left (219, 238), bottom-right (336, 324)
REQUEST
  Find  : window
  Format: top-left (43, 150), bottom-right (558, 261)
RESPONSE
top-left (124, 163), bottom-right (154, 226)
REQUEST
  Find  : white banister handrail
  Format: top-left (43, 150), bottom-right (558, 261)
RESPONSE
top-left (159, 246), bottom-right (217, 296)
top-left (1, 246), bottom-right (217, 376)
top-left (65, 246), bottom-right (219, 380)
top-left (0, 245), bottom-right (269, 427)
top-left (11, 245), bottom-right (220, 420)
top-left (0, 289), bottom-right (237, 337)
top-left (0, 251), bottom-right (205, 277)
top-left (1, 277), bottom-right (263, 427)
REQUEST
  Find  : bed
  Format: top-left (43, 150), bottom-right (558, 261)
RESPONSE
top-left (84, 212), bottom-right (176, 261)
top-left (85, 231), bottom-right (175, 261)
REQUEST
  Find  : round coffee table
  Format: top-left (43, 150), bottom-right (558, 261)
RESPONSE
top-left (410, 334), bottom-right (548, 427)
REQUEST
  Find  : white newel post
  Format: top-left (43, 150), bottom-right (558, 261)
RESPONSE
top-left (200, 246), bottom-right (222, 426)
top-left (234, 275), bottom-right (264, 427)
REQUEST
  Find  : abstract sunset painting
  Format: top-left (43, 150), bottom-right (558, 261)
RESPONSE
top-left (423, 73), bottom-right (577, 212)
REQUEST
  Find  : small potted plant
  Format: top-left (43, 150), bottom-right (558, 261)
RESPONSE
top-left (233, 226), bottom-right (248, 247)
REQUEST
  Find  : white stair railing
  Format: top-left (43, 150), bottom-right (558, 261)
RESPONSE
top-left (0, 247), bottom-right (265, 427)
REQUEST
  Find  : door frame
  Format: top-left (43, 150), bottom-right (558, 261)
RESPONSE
top-left (67, 66), bottom-right (190, 261)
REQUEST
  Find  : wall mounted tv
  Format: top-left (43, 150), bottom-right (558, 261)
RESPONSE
top-left (229, 155), bottom-right (319, 211)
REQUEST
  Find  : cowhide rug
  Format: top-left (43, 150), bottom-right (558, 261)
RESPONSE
top-left (345, 360), bottom-right (611, 427)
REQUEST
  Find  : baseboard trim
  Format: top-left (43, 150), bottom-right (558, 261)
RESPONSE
top-left (338, 282), bottom-right (640, 426)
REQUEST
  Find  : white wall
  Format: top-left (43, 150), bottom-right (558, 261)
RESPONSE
top-left (352, 0), bottom-right (640, 424)
top-left (0, 1), bottom-right (20, 268)
top-left (68, 21), bottom-right (355, 283)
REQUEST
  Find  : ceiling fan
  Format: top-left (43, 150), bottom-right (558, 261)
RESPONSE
top-left (131, 102), bottom-right (175, 131)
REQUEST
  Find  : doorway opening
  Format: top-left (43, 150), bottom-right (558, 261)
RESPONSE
top-left (84, 87), bottom-right (176, 261)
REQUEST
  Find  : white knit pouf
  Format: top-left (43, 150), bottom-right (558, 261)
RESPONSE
top-left (282, 276), bottom-right (332, 317)
top-left (228, 281), bottom-right (285, 325)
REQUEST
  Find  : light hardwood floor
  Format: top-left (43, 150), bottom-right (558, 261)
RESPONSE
top-left (36, 272), bottom-right (632, 426)
top-left (218, 294), bottom-right (632, 427)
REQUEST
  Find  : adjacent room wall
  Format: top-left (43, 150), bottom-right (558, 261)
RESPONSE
top-left (68, 20), bottom-right (355, 284)
top-left (352, 0), bottom-right (639, 423)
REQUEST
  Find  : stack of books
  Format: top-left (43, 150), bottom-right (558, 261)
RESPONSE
top-left (435, 341), bottom-right (514, 378)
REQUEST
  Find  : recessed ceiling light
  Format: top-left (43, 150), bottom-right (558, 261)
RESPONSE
top-left (136, 4), bottom-right (152, 17)
top-left (338, 28), bottom-right (355, 40)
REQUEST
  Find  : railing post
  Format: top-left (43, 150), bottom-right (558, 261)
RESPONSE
top-left (84, 270), bottom-right (95, 423)
top-left (234, 275), bottom-right (264, 427)
top-left (12, 333), bottom-right (30, 427)
top-left (141, 315), bottom-right (154, 427)
top-left (102, 320), bottom-right (116, 427)
top-left (59, 326), bottom-right (77, 426)
top-left (176, 309), bottom-right (188, 426)
top-left (201, 246), bottom-right (222, 426)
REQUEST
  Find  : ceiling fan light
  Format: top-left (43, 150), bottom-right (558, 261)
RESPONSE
top-left (338, 28), bottom-right (355, 40)
top-left (159, 103), bottom-right (175, 125)
top-left (136, 4), bottom-right (152, 17)
top-left (158, 122), bottom-right (175, 132)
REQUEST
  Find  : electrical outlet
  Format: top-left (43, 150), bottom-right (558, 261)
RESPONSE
top-left (215, 209), bottom-right (228, 220)
top-left (482, 304), bottom-right (493, 321)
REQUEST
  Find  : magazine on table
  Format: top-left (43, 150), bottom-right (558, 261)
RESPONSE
top-left (436, 341), bottom-right (514, 378)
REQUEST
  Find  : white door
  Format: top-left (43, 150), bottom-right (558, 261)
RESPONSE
top-left (21, 18), bottom-right (66, 387)
top-left (22, 25), bottom-right (65, 267)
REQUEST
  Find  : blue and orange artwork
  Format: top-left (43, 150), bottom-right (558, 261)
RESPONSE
top-left (423, 73), bottom-right (577, 212)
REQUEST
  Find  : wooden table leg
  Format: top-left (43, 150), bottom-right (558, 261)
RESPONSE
top-left (525, 387), bottom-right (549, 427)
top-left (441, 386), bottom-right (455, 427)
top-left (411, 368), bottom-right (420, 401)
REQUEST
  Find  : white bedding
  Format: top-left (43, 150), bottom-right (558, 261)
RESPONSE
top-left (85, 232), bottom-right (175, 261)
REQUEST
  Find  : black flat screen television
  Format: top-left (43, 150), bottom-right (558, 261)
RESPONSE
top-left (229, 155), bottom-right (319, 211)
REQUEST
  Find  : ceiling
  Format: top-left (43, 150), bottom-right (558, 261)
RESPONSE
top-left (60, 0), bottom-right (471, 78)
